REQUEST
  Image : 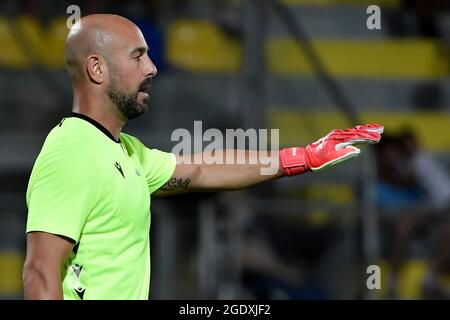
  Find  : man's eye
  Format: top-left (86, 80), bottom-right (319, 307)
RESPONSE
top-left (134, 56), bottom-right (142, 61)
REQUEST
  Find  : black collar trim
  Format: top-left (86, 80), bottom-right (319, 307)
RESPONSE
top-left (70, 112), bottom-right (120, 143)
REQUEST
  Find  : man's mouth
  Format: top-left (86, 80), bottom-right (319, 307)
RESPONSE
top-left (139, 79), bottom-right (151, 93)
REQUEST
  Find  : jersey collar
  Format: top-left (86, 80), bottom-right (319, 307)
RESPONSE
top-left (70, 112), bottom-right (121, 143)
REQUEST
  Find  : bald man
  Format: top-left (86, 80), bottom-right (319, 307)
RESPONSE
top-left (23, 14), bottom-right (383, 300)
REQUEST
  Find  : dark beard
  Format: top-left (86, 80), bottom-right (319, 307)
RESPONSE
top-left (107, 79), bottom-right (150, 120)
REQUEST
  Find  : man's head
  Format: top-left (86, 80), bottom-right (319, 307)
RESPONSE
top-left (65, 14), bottom-right (157, 120)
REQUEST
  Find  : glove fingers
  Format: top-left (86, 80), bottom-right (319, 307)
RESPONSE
top-left (353, 124), bottom-right (384, 133)
top-left (330, 131), bottom-right (381, 150)
top-left (313, 124), bottom-right (383, 150)
top-left (316, 130), bottom-right (379, 145)
top-left (335, 137), bottom-right (380, 150)
top-left (351, 131), bottom-right (381, 144)
top-left (330, 124), bottom-right (384, 135)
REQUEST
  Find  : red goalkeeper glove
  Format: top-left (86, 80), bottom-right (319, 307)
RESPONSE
top-left (279, 124), bottom-right (384, 176)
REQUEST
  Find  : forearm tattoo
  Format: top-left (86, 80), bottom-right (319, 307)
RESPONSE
top-left (160, 177), bottom-right (191, 192)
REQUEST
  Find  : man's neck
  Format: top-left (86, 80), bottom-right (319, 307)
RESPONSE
top-left (72, 105), bottom-right (124, 143)
top-left (74, 109), bottom-right (124, 142)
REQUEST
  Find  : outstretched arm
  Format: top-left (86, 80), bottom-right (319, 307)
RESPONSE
top-left (154, 124), bottom-right (383, 197)
top-left (155, 150), bottom-right (284, 196)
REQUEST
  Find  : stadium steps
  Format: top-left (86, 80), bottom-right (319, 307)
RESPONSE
top-left (1, 16), bottom-right (447, 80)
top-left (166, 19), bottom-right (448, 79)
top-left (266, 76), bottom-right (450, 111)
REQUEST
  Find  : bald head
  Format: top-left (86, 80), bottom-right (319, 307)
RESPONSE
top-left (65, 14), bottom-right (140, 83)
top-left (65, 14), bottom-right (157, 120)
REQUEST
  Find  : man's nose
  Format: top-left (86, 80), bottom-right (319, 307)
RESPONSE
top-left (145, 55), bottom-right (158, 77)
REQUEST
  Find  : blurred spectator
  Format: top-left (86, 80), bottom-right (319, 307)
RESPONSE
top-left (211, 0), bottom-right (242, 39)
top-left (240, 230), bottom-right (327, 300)
top-left (375, 128), bottom-right (450, 299)
top-left (239, 215), bottom-right (330, 300)
top-left (403, 0), bottom-right (448, 38)
top-left (375, 133), bottom-right (426, 210)
top-left (387, 0), bottom-right (450, 38)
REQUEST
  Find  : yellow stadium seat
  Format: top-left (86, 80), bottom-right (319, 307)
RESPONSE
top-left (397, 259), bottom-right (429, 299)
top-left (0, 16), bottom-right (68, 69)
top-left (375, 259), bottom-right (430, 299)
top-left (166, 20), bottom-right (241, 73)
top-left (18, 15), bottom-right (68, 68)
top-left (0, 252), bottom-right (24, 295)
top-left (44, 17), bottom-right (69, 68)
top-left (16, 15), bottom-right (45, 64)
top-left (267, 39), bottom-right (449, 79)
top-left (0, 17), bottom-right (30, 68)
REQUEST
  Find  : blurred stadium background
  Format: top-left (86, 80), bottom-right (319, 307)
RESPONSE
top-left (0, 0), bottom-right (449, 299)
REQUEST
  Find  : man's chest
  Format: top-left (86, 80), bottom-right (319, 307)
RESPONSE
top-left (93, 145), bottom-right (151, 228)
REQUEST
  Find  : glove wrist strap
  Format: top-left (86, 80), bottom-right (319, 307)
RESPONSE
top-left (279, 147), bottom-right (310, 176)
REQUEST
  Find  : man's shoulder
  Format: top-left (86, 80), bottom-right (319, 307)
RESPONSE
top-left (42, 126), bottom-right (91, 155)
top-left (119, 132), bottom-right (142, 145)
top-left (119, 132), bottom-right (146, 154)
top-left (36, 120), bottom-right (98, 168)
top-left (119, 133), bottom-right (173, 164)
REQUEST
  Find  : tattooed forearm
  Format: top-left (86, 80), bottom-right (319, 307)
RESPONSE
top-left (160, 177), bottom-right (191, 192)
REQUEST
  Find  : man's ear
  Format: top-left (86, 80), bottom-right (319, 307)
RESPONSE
top-left (85, 55), bottom-right (106, 84)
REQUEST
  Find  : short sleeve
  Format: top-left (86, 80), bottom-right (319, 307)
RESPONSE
top-left (26, 138), bottom-right (98, 243)
top-left (141, 148), bottom-right (176, 195)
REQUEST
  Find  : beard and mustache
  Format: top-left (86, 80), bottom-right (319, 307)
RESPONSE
top-left (107, 75), bottom-right (152, 121)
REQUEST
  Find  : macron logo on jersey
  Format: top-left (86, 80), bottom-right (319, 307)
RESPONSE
top-left (114, 162), bottom-right (125, 179)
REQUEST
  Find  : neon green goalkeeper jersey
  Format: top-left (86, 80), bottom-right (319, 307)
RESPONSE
top-left (26, 113), bottom-right (176, 300)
